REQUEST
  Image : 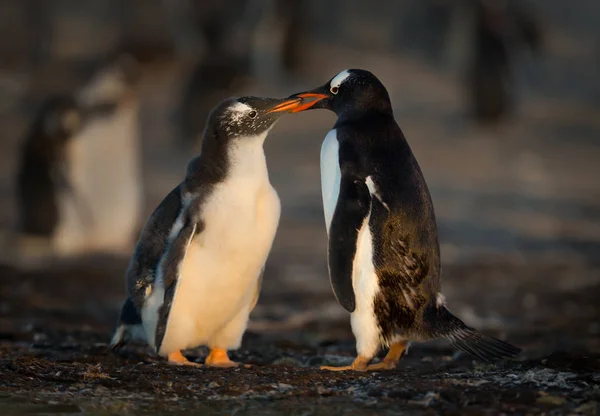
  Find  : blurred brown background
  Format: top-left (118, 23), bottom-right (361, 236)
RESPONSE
top-left (0, 0), bottom-right (599, 412)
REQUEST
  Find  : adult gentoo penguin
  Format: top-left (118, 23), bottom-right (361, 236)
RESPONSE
top-left (110, 95), bottom-right (302, 367)
top-left (288, 69), bottom-right (521, 371)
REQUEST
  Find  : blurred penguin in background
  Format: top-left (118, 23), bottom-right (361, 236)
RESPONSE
top-left (454, 0), bottom-right (542, 123)
top-left (11, 54), bottom-right (144, 267)
top-left (165, 0), bottom-right (254, 147)
top-left (167, 0), bottom-right (308, 146)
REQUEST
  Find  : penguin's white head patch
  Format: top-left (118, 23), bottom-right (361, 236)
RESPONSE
top-left (330, 70), bottom-right (351, 90)
top-left (227, 102), bottom-right (254, 124)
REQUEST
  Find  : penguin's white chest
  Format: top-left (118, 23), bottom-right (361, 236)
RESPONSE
top-left (153, 141), bottom-right (281, 354)
top-left (320, 129), bottom-right (341, 233)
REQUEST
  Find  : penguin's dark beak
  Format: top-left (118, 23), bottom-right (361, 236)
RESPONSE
top-left (265, 97), bottom-right (304, 114)
top-left (287, 87), bottom-right (329, 112)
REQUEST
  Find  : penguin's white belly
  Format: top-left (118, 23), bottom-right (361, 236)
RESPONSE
top-left (53, 99), bottom-right (142, 256)
top-left (157, 182), bottom-right (281, 354)
top-left (349, 209), bottom-right (382, 358)
top-left (320, 129), bottom-right (341, 233)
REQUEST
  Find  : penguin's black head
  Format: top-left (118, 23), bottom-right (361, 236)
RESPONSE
top-left (31, 96), bottom-right (82, 146)
top-left (206, 96), bottom-right (303, 139)
top-left (288, 69), bottom-right (393, 120)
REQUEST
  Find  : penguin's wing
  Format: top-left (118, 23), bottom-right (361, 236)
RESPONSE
top-left (126, 185), bottom-right (185, 311)
top-left (154, 211), bottom-right (199, 350)
top-left (328, 173), bottom-right (372, 312)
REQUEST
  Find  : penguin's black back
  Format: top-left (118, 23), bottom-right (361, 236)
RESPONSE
top-left (335, 112), bottom-right (441, 339)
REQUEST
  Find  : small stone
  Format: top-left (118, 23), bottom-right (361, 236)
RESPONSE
top-left (94, 385), bottom-right (109, 394)
top-left (536, 395), bottom-right (567, 406)
top-left (320, 355), bottom-right (353, 367)
top-left (277, 383), bottom-right (293, 391)
top-left (408, 392), bottom-right (440, 406)
top-left (574, 401), bottom-right (597, 414)
top-left (306, 356), bottom-right (324, 367)
top-left (272, 357), bottom-right (303, 367)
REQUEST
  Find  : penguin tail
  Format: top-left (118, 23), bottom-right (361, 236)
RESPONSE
top-left (423, 303), bottom-right (521, 363)
top-left (109, 325), bottom-right (129, 351)
top-left (109, 298), bottom-right (146, 351)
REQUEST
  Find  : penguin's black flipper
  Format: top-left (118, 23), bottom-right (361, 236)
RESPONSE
top-left (328, 174), bottom-right (372, 313)
top-left (423, 304), bottom-right (521, 363)
top-left (126, 186), bottom-right (184, 312)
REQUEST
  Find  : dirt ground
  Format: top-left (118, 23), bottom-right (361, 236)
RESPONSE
top-left (1, 33), bottom-right (599, 414)
top-left (0, 259), bottom-right (599, 415)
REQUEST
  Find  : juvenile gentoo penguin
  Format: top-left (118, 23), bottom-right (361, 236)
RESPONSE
top-left (11, 55), bottom-right (143, 265)
top-left (289, 69), bottom-right (521, 371)
top-left (110, 95), bottom-right (302, 367)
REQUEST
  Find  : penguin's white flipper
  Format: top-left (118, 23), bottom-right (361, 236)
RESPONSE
top-left (328, 173), bottom-right (372, 313)
top-left (153, 213), bottom-right (198, 354)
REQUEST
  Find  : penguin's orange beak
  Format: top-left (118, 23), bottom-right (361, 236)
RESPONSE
top-left (265, 98), bottom-right (304, 114)
top-left (289, 93), bottom-right (329, 113)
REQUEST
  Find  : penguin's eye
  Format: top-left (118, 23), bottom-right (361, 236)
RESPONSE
top-left (330, 86), bottom-right (339, 95)
top-left (248, 110), bottom-right (258, 119)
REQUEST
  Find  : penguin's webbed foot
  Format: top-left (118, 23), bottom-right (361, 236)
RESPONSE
top-left (168, 351), bottom-right (202, 367)
top-left (366, 341), bottom-right (408, 371)
top-left (321, 342), bottom-right (408, 372)
top-left (366, 361), bottom-right (397, 371)
top-left (320, 355), bottom-right (369, 372)
top-left (205, 348), bottom-right (250, 368)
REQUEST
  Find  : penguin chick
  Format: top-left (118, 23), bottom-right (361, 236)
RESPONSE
top-left (288, 69), bottom-right (521, 371)
top-left (110, 95), bottom-right (302, 367)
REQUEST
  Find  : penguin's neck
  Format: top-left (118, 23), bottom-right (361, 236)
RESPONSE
top-left (225, 133), bottom-right (269, 182)
top-left (185, 132), bottom-right (270, 191)
top-left (334, 107), bottom-right (394, 127)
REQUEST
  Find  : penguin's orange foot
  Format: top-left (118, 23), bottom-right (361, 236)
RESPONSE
top-left (168, 350), bottom-right (202, 367)
top-left (366, 341), bottom-right (408, 371)
top-left (320, 355), bottom-right (369, 372)
top-left (366, 360), bottom-right (397, 371)
top-left (206, 348), bottom-right (249, 368)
